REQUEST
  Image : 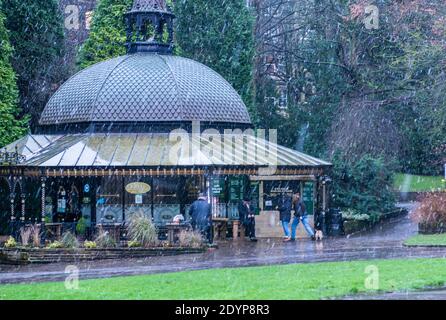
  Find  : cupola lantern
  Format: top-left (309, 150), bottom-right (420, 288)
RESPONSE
top-left (125, 0), bottom-right (175, 54)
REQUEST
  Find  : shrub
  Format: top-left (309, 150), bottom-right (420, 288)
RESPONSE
top-left (95, 230), bottom-right (117, 248)
top-left (46, 241), bottom-right (63, 249)
top-left (341, 209), bottom-right (371, 221)
top-left (331, 153), bottom-right (396, 221)
top-left (178, 230), bottom-right (204, 248)
top-left (76, 217), bottom-right (87, 236)
top-left (4, 236), bottom-right (17, 248)
top-left (126, 213), bottom-right (157, 248)
top-left (61, 231), bottom-right (79, 249)
top-left (19, 227), bottom-right (32, 246)
top-left (84, 241), bottom-right (97, 249)
top-left (412, 192), bottom-right (446, 233)
top-left (18, 224), bottom-right (42, 247)
top-left (30, 224), bottom-right (41, 248)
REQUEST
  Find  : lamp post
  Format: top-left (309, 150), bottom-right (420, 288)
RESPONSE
top-left (41, 177), bottom-right (46, 244)
top-left (320, 175), bottom-right (332, 236)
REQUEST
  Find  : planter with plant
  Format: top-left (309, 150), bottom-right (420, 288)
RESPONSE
top-left (341, 209), bottom-right (372, 235)
top-left (4, 236), bottom-right (17, 248)
top-left (178, 230), bottom-right (204, 249)
top-left (46, 241), bottom-right (64, 249)
top-left (95, 230), bottom-right (117, 248)
top-left (128, 240), bottom-right (142, 248)
top-left (84, 240), bottom-right (97, 249)
top-left (30, 224), bottom-right (41, 248)
top-left (76, 217), bottom-right (88, 241)
top-left (126, 213), bottom-right (157, 248)
top-left (19, 227), bottom-right (33, 247)
top-left (61, 231), bottom-right (79, 248)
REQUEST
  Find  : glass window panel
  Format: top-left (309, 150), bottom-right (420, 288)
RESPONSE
top-left (124, 176), bottom-right (152, 220)
top-left (59, 142), bottom-right (85, 166)
top-left (32, 135), bottom-right (53, 148)
top-left (96, 176), bottom-right (123, 224)
top-left (152, 177), bottom-right (183, 225)
top-left (127, 134), bottom-right (152, 166)
top-left (94, 135), bottom-right (120, 166)
top-left (40, 152), bottom-right (64, 166)
top-left (25, 135), bottom-right (42, 152)
top-left (111, 135), bottom-right (137, 166)
top-left (144, 135), bottom-right (166, 166)
top-left (77, 135), bottom-right (105, 166)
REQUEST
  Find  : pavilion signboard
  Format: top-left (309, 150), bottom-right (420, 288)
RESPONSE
top-left (125, 182), bottom-right (151, 195)
top-left (211, 178), bottom-right (225, 200)
top-left (229, 176), bottom-right (245, 202)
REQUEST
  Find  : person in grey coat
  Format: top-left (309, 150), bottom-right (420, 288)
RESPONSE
top-left (188, 193), bottom-right (213, 243)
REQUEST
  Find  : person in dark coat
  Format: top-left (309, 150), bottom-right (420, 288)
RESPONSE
top-left (291, 191), bottom-right (315, 241)
top-left (188, 193), bottom-right (213, 243)
top-left (238, 196), bottom-right (257, 242)
top-left (276, 193), bottom-right (292, 240)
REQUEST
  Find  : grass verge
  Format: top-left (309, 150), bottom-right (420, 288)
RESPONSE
top-left (394, 173), bottom-right (444, 193)
top-left (1, 258), bottom-right (446, 300)
top-left (404, 234), bottom-right (446, 247)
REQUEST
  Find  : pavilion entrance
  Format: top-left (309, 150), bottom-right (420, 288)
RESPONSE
top-left (0, 178), bottom-right (10, 236)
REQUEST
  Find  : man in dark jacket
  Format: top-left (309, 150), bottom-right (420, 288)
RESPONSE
top-left (291, 191), bottom-right (315, 240)
top-left (189, 193), bottom-right (212, 243)
top-left (276, 193), bottom-right (292, 240)
top-left (238, 196), bottom-right (257, 242)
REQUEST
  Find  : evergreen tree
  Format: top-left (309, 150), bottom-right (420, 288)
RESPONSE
top-left (1, 0), bottom-right (65, 128)
top-left (331, 152), bottom-right (396, 220)
top-left (174, 0), bottom-right (255, 112)
top-left (0, 9), bottom-right (28, 147)
top-left (77, 0), bottom-right (132, 68)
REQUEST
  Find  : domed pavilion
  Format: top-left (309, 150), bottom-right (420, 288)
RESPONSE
top-left (0, 0), bottom-right (331, 239)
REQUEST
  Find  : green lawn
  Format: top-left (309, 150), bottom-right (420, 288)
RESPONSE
top-left (1, 258), bottom-right (446, 300)
top-left (405, 234), bottom-right (446, 247)
top-left (394, 173), bottom-right (444, 192)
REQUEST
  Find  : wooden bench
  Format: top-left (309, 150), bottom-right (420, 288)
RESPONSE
top-left (45, 223), bottom-right (63, 240)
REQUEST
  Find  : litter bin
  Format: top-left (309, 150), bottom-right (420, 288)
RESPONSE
top-left (327, 208), bottom-right (344, 236)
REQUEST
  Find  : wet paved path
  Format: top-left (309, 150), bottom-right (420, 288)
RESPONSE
top-left (344, 288), bottom-right (446, 300)
top-left (2, 203), bottom-right (446, 285)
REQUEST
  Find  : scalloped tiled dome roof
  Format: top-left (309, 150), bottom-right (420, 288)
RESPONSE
top-left (39, 53), bottom-right (252, 126)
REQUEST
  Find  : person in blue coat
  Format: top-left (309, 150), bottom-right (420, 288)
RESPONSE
top-left (189, 193), bottom-right (213, 243)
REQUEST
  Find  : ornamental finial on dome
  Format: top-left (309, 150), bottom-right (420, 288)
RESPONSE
top-left (132, 0), bottom-right (167, 11)
top-left (125, 0), bottom-right (175, 54)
